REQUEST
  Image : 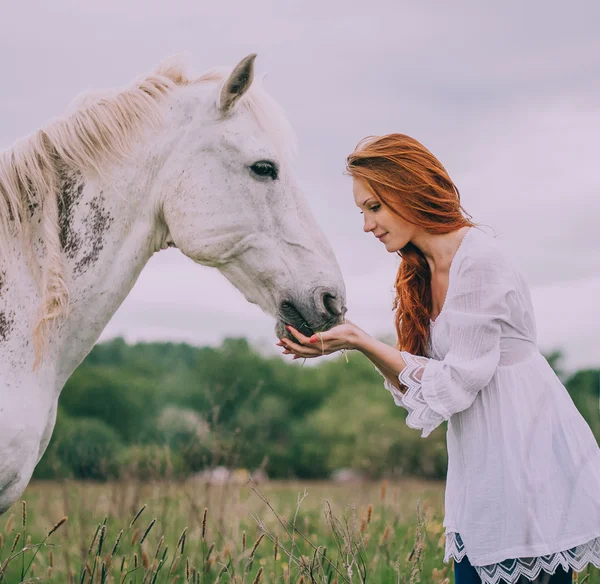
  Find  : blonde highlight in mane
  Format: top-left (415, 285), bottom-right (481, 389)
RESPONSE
top-left (0, 60), bottom-right (192, 367)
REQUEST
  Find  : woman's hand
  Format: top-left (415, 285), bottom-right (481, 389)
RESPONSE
top-left (277, 320), bottom-right (368, 360)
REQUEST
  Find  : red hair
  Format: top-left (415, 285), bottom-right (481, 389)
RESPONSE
top-left (346, 133), bottom-right (476, 356)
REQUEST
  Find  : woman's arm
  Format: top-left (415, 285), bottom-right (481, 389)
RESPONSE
top-left (279, 254), bottom-right (513, 438)
top-left (355, 334), bottom-right (407, 393)
top-left (279, 322), bottom-right (407, 392)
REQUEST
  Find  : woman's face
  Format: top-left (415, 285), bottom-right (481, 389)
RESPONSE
top-left (353, 178), bottom-right (416, 253)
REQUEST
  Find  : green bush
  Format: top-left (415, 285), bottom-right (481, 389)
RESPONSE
top-left (118, 444), bottom-right (186, 480)
top-left (31, 340), bottom-right (595, 482)
top-left (54, 417), bottom-right (123, 480)
top-left (33, 409), bottom-right (72, 480)
top-left (60, 366), bottom-right (157, 443)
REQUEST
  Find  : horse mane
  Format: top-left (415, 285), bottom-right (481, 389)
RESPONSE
top-left (0, 58), bottom-right (296, 367)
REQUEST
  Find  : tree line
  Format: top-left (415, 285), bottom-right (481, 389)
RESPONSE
top-left (34, 337), bottom-right (599, 481)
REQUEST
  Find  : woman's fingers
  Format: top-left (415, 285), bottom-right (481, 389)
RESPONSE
top-left (285, 325), bottom-right (333, 355)
top-left (279, 336), bottom-right (340, 358)
top-left (308, 323), bottom-right (350, 345)
top-left (285, 325), bottom-right (312, 345)
top-left (308, 330), bottom-right (330, 344)
top-left (280, 337), bottom-right (322, 356)
top-left (278, 324), bottom-right (345, 359)
top-left (286, 323), bottom-right (348, 346)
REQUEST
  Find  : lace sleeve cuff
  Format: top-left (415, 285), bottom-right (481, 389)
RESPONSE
top-left (373, 365), bottom-right (406, 407)
top-left (398, 351), bottom-right (446, 438)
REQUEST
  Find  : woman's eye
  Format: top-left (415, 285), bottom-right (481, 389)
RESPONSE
top-left (249, 160), bottom-right (278, 180)
top-left (370, 204), bottom-right (381, 212)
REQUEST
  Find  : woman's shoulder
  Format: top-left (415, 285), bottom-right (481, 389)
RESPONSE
top-left (456, 227), bottom-right (520, 284)
top-left (451, 227), bottom-right (536, 328)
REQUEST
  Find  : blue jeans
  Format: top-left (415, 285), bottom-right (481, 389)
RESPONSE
top-left (454, 553), bottom-right (573, 583)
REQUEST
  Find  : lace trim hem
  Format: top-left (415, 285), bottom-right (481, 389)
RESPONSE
top-left (444, 532), bottom-right (600, 584)
top-left (443, 531), bottom-right (468, 563)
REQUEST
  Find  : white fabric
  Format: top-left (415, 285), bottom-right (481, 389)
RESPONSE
top-left (378, 227), bottom-right (600, 577)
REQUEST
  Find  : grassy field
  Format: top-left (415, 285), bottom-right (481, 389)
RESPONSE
top-left (0, 478), bottom-right (596, 583)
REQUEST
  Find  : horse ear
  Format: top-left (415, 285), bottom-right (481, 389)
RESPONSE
top-left (219, 54), bottom-right (257, 116)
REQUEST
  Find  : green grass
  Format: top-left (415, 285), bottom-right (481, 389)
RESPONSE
top-left (0, 478), bottom-right (596, 583)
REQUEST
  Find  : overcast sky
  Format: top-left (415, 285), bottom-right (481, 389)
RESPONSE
top-left (1, 0), bottom-right (599, 373)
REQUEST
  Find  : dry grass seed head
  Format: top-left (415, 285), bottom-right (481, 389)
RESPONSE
top-left (97, 524), bottom-right (107, 556)
top-left (253, 567), bottom-right (264, 584)
top-left (177, 527), bottom-right (187, 555)
top-left (215, 563), bottom-right (227, 583)
top-left (380, 480), bottom-right (387, 502)
top-left (10, 532), bottom-right (21, 553)
top-left (130, 504), bottom-right (147, 528)
top-left (249, 533), bottom-right (264, 557)
top-left (201, 508), bottom-right (208, 540)
top-left (48, 516), bottom-right (68, 537)
top-left (88, 524), bottom-right (101, 555)
top-left (110, 529), bottom-right (123, 557)
top-left (379, 525), bottom-right (392, 546)
top-left (140, 518), bottom-right (157, 544)
top-left (169, 556), bottom-right (180, 575)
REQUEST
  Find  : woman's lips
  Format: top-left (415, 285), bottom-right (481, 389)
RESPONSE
top-left (376, 233), bottom-right (388, 241)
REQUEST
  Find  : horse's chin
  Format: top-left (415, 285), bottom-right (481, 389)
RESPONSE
top-left (275, 319), bottom-right (315, 342)
top-left (274, 314), bottom-right (345, 343)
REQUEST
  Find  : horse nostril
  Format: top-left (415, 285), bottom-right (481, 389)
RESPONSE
top-left (323, 292), bottom-right (337, 315)
top-left (320, 290), bottom-right (344, 318)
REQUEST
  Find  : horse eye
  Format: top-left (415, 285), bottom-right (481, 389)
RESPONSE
top-left (249, 160), bottom-right (278, 180)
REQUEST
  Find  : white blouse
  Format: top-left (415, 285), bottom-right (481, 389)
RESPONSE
top-left (379, 227), bottom-right (600, 584)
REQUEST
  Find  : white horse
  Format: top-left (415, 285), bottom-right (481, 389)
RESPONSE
top-left (0, 55), bottom-right (346, 514)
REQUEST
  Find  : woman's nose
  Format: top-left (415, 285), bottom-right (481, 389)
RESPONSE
top-left (363, 217), bottom-right (375, 233)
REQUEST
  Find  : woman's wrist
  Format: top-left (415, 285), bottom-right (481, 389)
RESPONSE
top-left (351, 327), bottom-right (372, 352)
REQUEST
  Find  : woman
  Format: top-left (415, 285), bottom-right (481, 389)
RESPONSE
top-left (277, 134), bottom-right (600, 584)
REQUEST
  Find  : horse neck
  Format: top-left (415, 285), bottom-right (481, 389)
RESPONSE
top-left (1, 165), bottom-right (161, 393)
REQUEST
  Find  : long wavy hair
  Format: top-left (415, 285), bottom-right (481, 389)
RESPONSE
top-left (346, 133), bottom-right (476, 356)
